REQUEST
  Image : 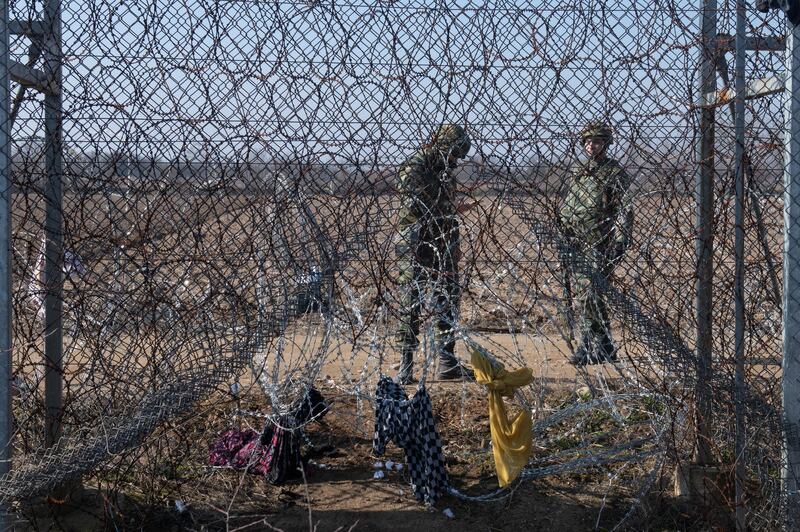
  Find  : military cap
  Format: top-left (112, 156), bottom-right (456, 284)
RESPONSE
top-left (580, 121), bottom-right (614, 144)
top-left (431, 124), bottom-right (471, 158)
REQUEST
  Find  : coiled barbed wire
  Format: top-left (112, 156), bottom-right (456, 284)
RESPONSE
top-left (2, 0), bottom-right (789, 528)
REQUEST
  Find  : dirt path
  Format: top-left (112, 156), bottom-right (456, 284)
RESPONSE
top-left (19, 331), bottom-right (652, 531)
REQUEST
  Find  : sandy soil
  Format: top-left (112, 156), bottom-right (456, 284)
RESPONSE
top-left (19, 378), bottom-right (651, 532)
top-left (9, 190), bottom-right (779, 531)
top-left (15, 331), bottom-right (669, 531)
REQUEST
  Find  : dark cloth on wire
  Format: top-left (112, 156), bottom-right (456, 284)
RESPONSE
top-left (208, 428), bottom-right (270, 473)
top-left (372, 376), bottom-right (448, 505)
top-left (208, 387), bottom-right (328, 485)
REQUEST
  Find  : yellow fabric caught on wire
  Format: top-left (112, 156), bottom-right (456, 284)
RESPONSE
top-left (470, 346), bottom-right (534, 487)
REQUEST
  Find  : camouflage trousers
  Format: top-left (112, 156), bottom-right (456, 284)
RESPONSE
top-left (561, 240), bottom-right (615, 347)
top-left (394, 256), bottom-right (461, 363)
top-left (572, 270), bottom-right (612, 342)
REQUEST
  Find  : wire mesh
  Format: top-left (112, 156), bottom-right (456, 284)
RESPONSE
top-left (0, 0), bottom-right (790, 529)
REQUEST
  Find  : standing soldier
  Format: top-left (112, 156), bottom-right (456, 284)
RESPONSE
top-left (560, 121), bottom-right (633, 366)
top-left (394, 124), bottom-right (477, 384)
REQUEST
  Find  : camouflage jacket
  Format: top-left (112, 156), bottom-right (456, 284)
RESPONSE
top-left (559, 157), bottom-right (633, 249)
top-left (395, 147), bottom-right (459, 258)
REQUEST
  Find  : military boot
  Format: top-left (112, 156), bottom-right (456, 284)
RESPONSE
top-left (397, 349), bottom-right (416, 385)
top-left (569, 333), bottom-right (594, 366)
top-left (438, 352), bottom-right (475, 381)
top-left (598, 332), bottom-right (618, 363)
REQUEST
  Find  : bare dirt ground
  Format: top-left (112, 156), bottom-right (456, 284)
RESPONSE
top-left (9, 191), bottom-right (771, 530)
top-left (16, 334), bottom-right (682, 532)
top-left (18, 398), bottom-right (653, 532)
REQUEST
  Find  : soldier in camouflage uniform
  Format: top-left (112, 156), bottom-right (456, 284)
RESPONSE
top-left (394, 124), bottom-right (476, 384)
top-left (559, 121), bottom-right (633, 366)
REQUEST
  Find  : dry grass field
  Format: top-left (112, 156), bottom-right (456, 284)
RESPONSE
top-left (8, 188), bottom-right (783, 530)
top-left (18, 369), bottom-right (668, 532)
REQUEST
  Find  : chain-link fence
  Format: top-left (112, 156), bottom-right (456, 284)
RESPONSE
top-left (0, 0), bottom-right (794, 529)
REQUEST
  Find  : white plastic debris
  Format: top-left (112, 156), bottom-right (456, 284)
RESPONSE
top-left (385, 460), bottom-right (394, 470)
top-left (309, 460), bottom-right (330, 470)
top-left (443, 508), bottom-right (455, 519)
top-left (175, 500), bottom-right (187, 513)
top-left (576, 385), bottom-right (592, 401)
top-left (373, 461), bottom-right (384, 469)
top-left (373, 470), bottom-right (385, 480)
top-left (229, 382), bottom-right (241, 397)
top-left (395, 463), bottom-right (403, 471)
top-left (63, 250), bottom-right (87, 281)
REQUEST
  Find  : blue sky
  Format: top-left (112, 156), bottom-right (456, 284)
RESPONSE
top-left (6, 0), bottom-right (788, 171)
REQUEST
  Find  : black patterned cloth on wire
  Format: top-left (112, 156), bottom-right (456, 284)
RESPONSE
top-left (372, 376), bottom-right (448, 505)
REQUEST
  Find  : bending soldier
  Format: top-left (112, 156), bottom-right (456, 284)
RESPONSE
top-left (559, 121), bottom-right (633, 366)
top-left (394, 124), bottom-right (476, 384)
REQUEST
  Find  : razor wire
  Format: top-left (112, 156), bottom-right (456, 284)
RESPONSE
top-left (0, 0), bottom-right (791, 529)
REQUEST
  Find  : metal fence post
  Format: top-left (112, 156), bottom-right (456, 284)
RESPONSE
top-left (732, 0), bottom-right (747, 528)
top-left (0, 0), bottom-right (11, 527)
top-left (43, 0), bottom-right (62, 448)
top-left (695, 0), bottom-right (717, 467)
top-left (783, 21), bottom-right (800, 530)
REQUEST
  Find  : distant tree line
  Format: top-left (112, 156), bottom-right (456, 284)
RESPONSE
top-left (9, 138), bottom-right (784, 197)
